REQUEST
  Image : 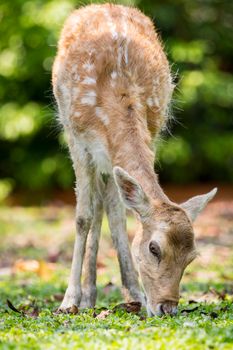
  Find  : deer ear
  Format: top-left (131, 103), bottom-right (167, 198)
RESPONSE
top-left (113, 166), bottom-right (151, 218)
top-left (181, 188), bottom-right (217, 221)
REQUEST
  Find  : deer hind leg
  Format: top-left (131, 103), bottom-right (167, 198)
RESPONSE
top-left (79, 194), bottom-right (103, 309)
top-left (59, 151), bottom-right (94, 312)
top-left (104, 177), bottom-right (144, 304)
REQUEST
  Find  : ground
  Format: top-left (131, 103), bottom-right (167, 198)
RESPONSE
top-left (0, 192), bottom-right (232, 350)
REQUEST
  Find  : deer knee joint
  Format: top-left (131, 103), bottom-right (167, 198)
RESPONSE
top-left (76, 216), bottom-right (92, 234)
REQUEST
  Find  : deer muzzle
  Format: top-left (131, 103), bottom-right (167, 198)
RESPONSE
top-left (147, 300), bottom-right (178, 316)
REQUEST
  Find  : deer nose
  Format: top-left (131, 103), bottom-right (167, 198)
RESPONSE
top-left (158, 301), bottom-right (178, 316)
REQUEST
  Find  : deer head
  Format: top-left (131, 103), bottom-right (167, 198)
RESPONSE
top-left (114, 166), bottom-right (217, 316)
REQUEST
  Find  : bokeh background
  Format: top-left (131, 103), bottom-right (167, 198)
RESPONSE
top-left (0, 0), bottom-right (232, 204)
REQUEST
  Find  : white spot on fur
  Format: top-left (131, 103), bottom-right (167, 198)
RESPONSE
top-left (153, 96), bottom-right (160, 107)
top-left (60, 84), bottom-right (70, 97)
top-left (147, 97), bottom-right (160, 109)
top-left (124, 43), bottom-right (129, 65)
top-left (82, 77), bottom-right (96, 85)
top-left (95, 107), bottom-right (109, 125)
top-left (87, 90), bottom-right (96, 97)
top-left (68, 15), bottom-right (79, 29)
top-left (117, 45), bottom-right (123, 68)
top-left (80, 90), bottom-right (96, 106)
top-left (135, 101), bottom-right (143, 111)
top-left (71, 65), bottom-right (77, 73)
top-left (122, 19), bottom-right (127, 37)
top-left (59, 47), bottom-right (66, 57)
top-left (83, 62), bottom-right (94, 72)
top-left (148, 78), bottom-right (161, 109)
top-left (89, 132), bottom-right (112, 175)
top-left (109, 22), bottom-right (118, 40)
top-left (74, 111), bottom-right (81, 117)
top-left (122, 10), bottom-right (129, 64)
top-left (111, 71), bottom-right (117, 79)
top-left (103, 8), bottom-right (118, 40)
top-left (147, 97), bottom-right (154, 107)
top-left (71, 130), bottom-right (112, 176)
top-left (57, 83), bottom-right (71, 126)
top-left (153, 78), bottom-right (159, 86)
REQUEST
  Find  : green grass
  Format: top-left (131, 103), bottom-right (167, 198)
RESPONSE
top-left (0, 273), bottom-right (233, 350)
top-left (0, 275), bottom-right (233, 350)
top-left (0, 204), bottom-right (232, 349)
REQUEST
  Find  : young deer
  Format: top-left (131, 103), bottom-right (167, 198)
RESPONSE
top-left (52, 3), bottom-right (217, 316)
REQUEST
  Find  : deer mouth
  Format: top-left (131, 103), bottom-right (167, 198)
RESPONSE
top-left (147, 301), bottom-right (178, 316)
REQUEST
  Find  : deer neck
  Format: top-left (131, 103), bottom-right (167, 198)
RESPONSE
top-left (112, 125), bottom-right (171, 204)
top-left (124, 151), bottom-right (170, 204)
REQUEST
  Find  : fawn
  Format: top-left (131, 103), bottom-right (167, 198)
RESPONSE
top-left (52, 3), bottom-right (217, 316)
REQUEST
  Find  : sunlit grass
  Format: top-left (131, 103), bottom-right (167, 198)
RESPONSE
top-left (0, 272), bottom-right (232, 350)
top-left (0, 204), bottom-right (232, 349)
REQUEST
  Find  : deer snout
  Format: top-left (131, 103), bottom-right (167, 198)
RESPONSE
top-left (147, 300), bottom-right (178, 317)
top-left (156, 301), bottom-right (178, 316)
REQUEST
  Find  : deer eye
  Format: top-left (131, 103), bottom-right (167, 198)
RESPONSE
top-left (149, 241), bottom-right (162, 263)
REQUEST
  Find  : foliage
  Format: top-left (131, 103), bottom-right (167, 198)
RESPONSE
top-left (0, 0), bottom-right (232, 194)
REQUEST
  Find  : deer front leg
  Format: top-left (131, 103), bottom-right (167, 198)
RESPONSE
top-left (59, 167), bottom-right (93, 312)
top-left (104, 178), bottom-right (144, 304)
top-left (79, 196), bottom-right (103, 309)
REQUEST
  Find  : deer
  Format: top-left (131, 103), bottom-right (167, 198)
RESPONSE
top-left (52, 3), bottom-right (217, 316)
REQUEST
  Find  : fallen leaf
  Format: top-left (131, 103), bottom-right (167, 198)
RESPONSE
top-left (96, 260), bottom-right (107, 269)
top-left (7, 299), bottom-right (23, 314)
top-left (113, 301), bottom-right (142, 314)
top-left (96, 309), bottom-right (112, 319)
top-left (93, 307), bottom-right (108, 318)
top-left (188, 300), bottom-right (199, 304)
top-left (12, 259), bottom-right (55, 280)
top-left (54, 304), bottom-right (79, 315)
top-left (69, 305), bottom-right (79, 314)
top-left (185, 292), bottom-right (220, 303)
top-left (37, 260), bottom-right (54, 281)
top-left (53, 294), bottom-right (64, 301)
top-left (7, 300), bottom-right (39, 318)
top-left (13, 259), bottom-right (39, 273)
top-left (139, 315), bottom-right (147, 321)
top-left (209, 288), bottom-right (226, 300)
top-left (181, 306), bottom-right (199, 314)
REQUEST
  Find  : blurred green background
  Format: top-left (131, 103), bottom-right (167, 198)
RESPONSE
top-left (0, 0), bottom-right (232, 201)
